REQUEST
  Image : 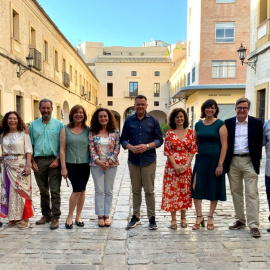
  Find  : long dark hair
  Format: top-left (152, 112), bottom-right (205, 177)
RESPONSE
top-left (90, 108), bottom-right (116, 134)
top-left (168, 108), bottom-right (189, 129)
top-left (67, 105), bottom-right (87, 128)
top-left (0, 111), bottom-right (26, 135)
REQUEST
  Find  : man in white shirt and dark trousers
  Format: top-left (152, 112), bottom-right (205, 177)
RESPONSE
top-left (225, 97), bottom-right (263, 238)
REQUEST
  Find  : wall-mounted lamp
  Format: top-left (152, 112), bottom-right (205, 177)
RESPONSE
top-left (165, 103), bottom-right (168, 108)
top-left (237, 43), bottom-right (257, 72)
top-left (99, 103), bottom-right (102, 108)
top-left (17, 53), bottom-right (34, 77)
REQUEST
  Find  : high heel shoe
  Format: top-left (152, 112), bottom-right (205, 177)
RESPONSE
top-left (192, 216), bottom-right (205, 230)
top-left (207, 215), bottom-right (214, 230)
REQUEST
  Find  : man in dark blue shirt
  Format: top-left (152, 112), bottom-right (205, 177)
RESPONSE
top-left (120, 95), bottom-right (163, 230)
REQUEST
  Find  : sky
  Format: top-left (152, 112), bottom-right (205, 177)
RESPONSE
top-left (37, 0), bottom-right (187, 47)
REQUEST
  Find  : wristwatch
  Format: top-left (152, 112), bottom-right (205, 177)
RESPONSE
top-left (146, 144), bottom-right (150, 151)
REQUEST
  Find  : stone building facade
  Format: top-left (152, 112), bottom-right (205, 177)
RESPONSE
top-left (0, 0), bottom-right (99, 124)
top-left (172, 0), bottom-right (250, 128)
top-left (245, 0), bottom-right (270, 123)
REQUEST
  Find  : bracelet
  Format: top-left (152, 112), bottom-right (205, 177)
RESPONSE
top-left (26, 164), bottom-right (32, 168)
top-left (218, 164), bottom-right (223, 167)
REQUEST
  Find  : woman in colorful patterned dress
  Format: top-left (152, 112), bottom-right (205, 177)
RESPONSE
top-left (161, 108), bottom-right (197, 229)
top-left (0, 111), bottom-right (33, 229)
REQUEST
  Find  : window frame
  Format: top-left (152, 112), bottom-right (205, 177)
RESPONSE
top-left (131, 71), bottom-right (137, 76)
top-left (154, 71), bottom-right (160, 76)
top-left (107, 71), bottom-right (113, 76)
top-left (211, 60), bottom-right (237, 78)
top-left (215, 22), bottom-right (235, 43)
top-left (216, 0), bottom-right (235, 3)
top-left (154, 83), bottom-right (160, 97)
top-left (129, 82), bottom-right (138, 96)
top-left (107, 83), bottom-right (113, 97)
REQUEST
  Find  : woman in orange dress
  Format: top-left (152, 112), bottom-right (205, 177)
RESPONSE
top-left (161, 108), bottom-right (197, 229)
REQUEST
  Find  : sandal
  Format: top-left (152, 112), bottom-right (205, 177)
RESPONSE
top-left (19, 219), bottom-right (29, 230)
top-left (104, 216), bottom-right (111, 227)
top-left (207, 215), bottom-right (214, 230)
top-left (170, 220), bottom-right (177, 230)
top-left (8, 220), bottom-right (21, 227)
top-left (98, 216), bottom-right (105, 227)
top-left (192, 216), bottom-right (205, 230)
top-left (181, 218), bottom-right (187, 228)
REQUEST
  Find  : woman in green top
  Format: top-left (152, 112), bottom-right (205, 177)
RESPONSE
top-left (192, 99), bottom-right (227, 231)
top-left (60, 105), bottom-right (90, 229)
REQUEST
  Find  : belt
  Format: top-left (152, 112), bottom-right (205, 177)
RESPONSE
top-left (35, 156), bottom-right (56, 159)
top-left (233, 153), bottom-right (249, 157)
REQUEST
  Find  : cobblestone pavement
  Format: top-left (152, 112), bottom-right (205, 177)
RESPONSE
top-left (0, 147), bottom-right (270, 270)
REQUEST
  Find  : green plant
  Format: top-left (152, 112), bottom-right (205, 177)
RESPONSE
top-left (160, 123), bottom-right (170, 136)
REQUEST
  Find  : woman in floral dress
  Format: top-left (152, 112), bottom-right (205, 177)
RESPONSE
top-left (161, 108), bottom-right (196, 229)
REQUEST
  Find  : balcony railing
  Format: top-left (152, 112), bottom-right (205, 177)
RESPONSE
top-left (29, 48), bottom-right (42, 71)
top-left (63, 72), bottom-right (70, 87)
top-left (124, 91), bottom-right (143, 97)
top-left (81, 85), bottom-right (86, 97)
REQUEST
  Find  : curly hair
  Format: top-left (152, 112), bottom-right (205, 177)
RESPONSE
top-left (67, 105), bottom-right (87, 128)
top-left (89, 108), bottom-right (117, 134)
top-left (168, 108), bottom-right (189, 129)
top-left (200, 99), bottom-right (219, 118)
top-left (0, 111), bottom-right (26, 135)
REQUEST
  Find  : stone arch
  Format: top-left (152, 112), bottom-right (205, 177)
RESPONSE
top-left (124, 106), bottom-right (135, 120)
top-left (62, 101), bottom-right (69, 125)
top-left (148, 110), bottom-right (167, 124)
top-left (111, 110), bottom-right (121, 130)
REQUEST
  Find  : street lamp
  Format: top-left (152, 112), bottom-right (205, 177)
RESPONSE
top-left (237, 43), bottom-right (257, 72)
top-left (17, 53), bottom-right (34, 77)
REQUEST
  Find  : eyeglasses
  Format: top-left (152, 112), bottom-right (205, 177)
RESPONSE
top-left (236, 106), bottom-right (249, 111)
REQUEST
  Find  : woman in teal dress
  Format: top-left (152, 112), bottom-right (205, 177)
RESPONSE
top-left (192, 99), bottom-right (227, 230)
top-left (60, 105), bottom-right (90, 229)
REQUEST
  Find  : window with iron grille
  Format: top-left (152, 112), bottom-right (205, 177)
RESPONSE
top-left (154, 101), bottom-right (159, 106)
top-left (108, 101), bottom-right (113, 106)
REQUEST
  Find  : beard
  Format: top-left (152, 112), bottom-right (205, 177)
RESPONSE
top-left (42, 112), bottom-right (51, 121)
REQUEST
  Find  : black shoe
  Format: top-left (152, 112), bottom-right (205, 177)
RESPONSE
top-left (149, 216), bottom-right (158, 230)
top-left (75, 220), bottom-right (84, 227)
top-left (267, 225), bottom-right (270, 233)
top-left (126, 215), bottom-right (141, 229)
top-left (0, 221), bottom-right (2, 227)
top-left (65, 222), bottom-right (73, 229)
top-left (268, 215), bottom-right (270, 222)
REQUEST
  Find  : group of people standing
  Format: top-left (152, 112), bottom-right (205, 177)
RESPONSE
top-left (161, 97), bottom-right (264, 238)
top-left (0, 95), bottom-right (269, 238)
top-left (0, 99), bottom-right (120, 230)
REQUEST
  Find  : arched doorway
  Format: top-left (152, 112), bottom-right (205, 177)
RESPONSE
top-left (148, 110), bottom-right (167, 124)
top-left (111, 110), bottom-right (121, 130)
top-left (62, 101), bottom-right (69, 125)
top-left (124, 106), bottom-right (135, 120)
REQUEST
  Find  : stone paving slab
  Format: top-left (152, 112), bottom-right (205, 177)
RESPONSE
top-left (0, 148), bottom-right (270, 269)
